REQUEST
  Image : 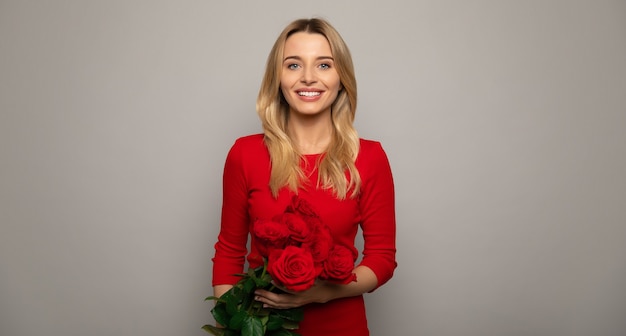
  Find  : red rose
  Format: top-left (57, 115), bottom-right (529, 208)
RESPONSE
top-left (252, 218), bottom-right (290, 257)
top-left (319, 244), bottom-right (357, 284)
top-left (267, 246), bottom-right (317, 292)
top-left (303, 224), bottom-right (333, 264)
top-left (288, 196), bottom-right (324, 233)
top-left (288, 196), bottom-right (319, 219)
top-left (278, 212), bottom-right (312, 245)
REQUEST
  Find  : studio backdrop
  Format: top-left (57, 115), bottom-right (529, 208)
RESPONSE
top-left (1, 1), bottom-right (625, 336)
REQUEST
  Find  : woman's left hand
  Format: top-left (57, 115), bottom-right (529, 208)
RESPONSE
top-left (254, 265), bottom-right (378, 309)
top-left (254, 280), bottom-right (333, 309)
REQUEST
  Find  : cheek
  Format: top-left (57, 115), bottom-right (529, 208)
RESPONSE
top-left (327, 74), bottom-right (342, 93)
top-left (280, 78), bottom-right (295, 100)
top-left (328, 80), bottom-right (342, 99)
top-left (280, 72), bottom-right (298, 89)
top-left (280, 87), bottom-right (293, 106)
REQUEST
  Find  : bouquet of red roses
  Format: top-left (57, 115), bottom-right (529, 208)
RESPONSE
top-left (203, 196), bottom-right (356, 336)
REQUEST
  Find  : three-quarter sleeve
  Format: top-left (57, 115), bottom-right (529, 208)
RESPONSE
top-left (356, 141), bottom-right (397, 290)
top-left (211, 139), bottom-right (250, 286)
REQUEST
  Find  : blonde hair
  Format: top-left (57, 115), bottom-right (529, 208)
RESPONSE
top-left (257, 18), bottom-right (361, 199)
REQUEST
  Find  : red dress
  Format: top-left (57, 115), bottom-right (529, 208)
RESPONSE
top-left (212, 134), bottom-right (396, 336)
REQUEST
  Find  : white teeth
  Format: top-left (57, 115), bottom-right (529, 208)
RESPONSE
top-left (298, 91), bottom-right (321, 97)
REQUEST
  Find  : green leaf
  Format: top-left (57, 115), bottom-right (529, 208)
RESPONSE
top-left (253, 272), bottom-right (272, 288)
top-left (281, 320), bottom-right (300, 330)
top-left (241, 315), bottom-right (264, 336)
top-left (229, 310), bottom-right (247, 330)
top-left (262, 272), bottom-right (272, 283)
top-left (210, 304), bottom-right (230, 328)
top-left (266, 314), bottom-right (283, 331)
top-left (259, 315), bottom-right (269, 327)
top-left (224, 290), bottom-right (242, 316)
top-left (251, 302), bottom-right (270, 316)
top-left (217, 289), bottom-right (235, 306)
top-left (267, 329), bottom-right (301, 336)
top-left (240, 290), bottom-right (255, 311)
top-left (219, 289), bottom-right (234, 301)
top-left (201, 324), bottom-right (225, 336)
top-left (253, 265), bottom-right (265, 276)
top-left (243, 277), bottom-right (256, 294)
top-left (205, 296), bottom-right (220, 302)
top-left (275, 308), bottom-right (304, 322)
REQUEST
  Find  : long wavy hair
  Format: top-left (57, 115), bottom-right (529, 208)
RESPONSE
top-left (257, 18), bottom-right (361, 199)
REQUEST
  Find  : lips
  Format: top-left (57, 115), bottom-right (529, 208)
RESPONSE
top-left (295, 90), bottom-right (323, 102)
top-left (298, 91), bottom-right (321, 97)
top-left (296, 88), bottom-right (323, 97)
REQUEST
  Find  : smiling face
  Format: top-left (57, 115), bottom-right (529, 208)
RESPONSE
top-left (280, 32), bottom-right (342, 119)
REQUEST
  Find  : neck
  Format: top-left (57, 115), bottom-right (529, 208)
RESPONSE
top-left (287, 114), bottom-right (332, 155)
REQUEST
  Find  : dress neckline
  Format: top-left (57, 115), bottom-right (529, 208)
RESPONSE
top-left (303, 153), bottom-right (323, 157)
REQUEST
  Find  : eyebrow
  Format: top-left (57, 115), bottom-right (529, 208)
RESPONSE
top-left (283, 56), bottom-right (334, 62)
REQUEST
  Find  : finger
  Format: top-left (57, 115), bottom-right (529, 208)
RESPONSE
top-left (255, 293), bottom-right (280, 307)
top-left (255, 289), bottom-right (280, 302)
top-left (255, 297), bottom-right (281, 310)
top-left (270, 281), bottom-right (296, 294)
top-left (255, 293), bottom-right (295, 310)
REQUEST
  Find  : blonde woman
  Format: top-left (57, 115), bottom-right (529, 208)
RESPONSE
top-left (212, 18), bottom-right (396, 335)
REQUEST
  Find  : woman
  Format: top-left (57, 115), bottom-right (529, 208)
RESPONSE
top-left (212, 18), bottom-right (396, 335)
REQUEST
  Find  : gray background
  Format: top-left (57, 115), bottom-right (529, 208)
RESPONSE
top-left (1, 1), bottom-right (625, 336)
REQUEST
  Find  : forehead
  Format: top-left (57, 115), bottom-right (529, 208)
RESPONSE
top-left (283, 32), bottom-right (332, 57)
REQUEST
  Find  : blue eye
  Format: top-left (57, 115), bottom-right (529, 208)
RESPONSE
top-left (287, 64), bottom-right (300, 70)
top-left (319, 63), bottom-right (330, 70)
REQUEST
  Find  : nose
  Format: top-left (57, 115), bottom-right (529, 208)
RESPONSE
top-left (300, 66), bottom-right (317, 84)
